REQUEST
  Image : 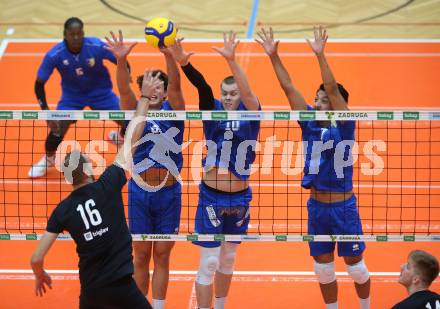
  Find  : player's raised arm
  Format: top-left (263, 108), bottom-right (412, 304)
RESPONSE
top-left (213, 31), bottom-right (260, 111)
top-left (161, 46), bottom-right (185, 110)
top-left (168, 38), bottom-right (215, 110)
top-left (256, 27), bottom-right (308, 110)
top-left (116, 70), bottom-right (163, 167)
top-left (105, 30), bottom-right (138, 110)
top-left (307, 25), bottom-right (348, 111)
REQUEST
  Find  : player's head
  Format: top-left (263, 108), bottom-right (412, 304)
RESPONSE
top-left (314, 83), bottom-right (349, 111)
top-left (62, 150), bottom-right (94, 186)
top-left (398, 250), bottom-right (439, 289)
top-left (63, 17), bottom-right (84, 53)
top-left (220, 76), bottom-right (241, 111)
top-left (137, 70), bottom-right (168, 109)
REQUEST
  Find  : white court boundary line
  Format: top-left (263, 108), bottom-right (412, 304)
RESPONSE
top-left (0, 269), bottom-right (401, 276)
top-left (0, 39), bottom-right (9, 60)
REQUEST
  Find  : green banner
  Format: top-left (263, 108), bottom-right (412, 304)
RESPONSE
top-left (299, 111), bottom-right (315, 121)
top-left (186, 112), bottom-right (202, 120)
top-left (377, 112), bottom-right (394, 120)
top-left (403, 112), bottom-right (419, 120)
top-left (22, 111), bottom-right (38, 119)
top-left (84, 112), bottom-right (100, 120)
top-left (274, 112), bottom-right (290, 120)
top-left (211, 112), bottom-right (228, 120)
top-left (0, 111), bottom-right (13, 119)
top-left (109, 112), bottom-right (125, 120)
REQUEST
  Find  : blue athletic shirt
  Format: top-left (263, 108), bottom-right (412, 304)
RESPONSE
top-left (202, 99), bottom-right (260, 180)
top-left (37, 37), bottom-right (117, 98)
top-left (299, 105), bottom-right (355, 192)
top-left (132, 101), bottom-right (185, 174)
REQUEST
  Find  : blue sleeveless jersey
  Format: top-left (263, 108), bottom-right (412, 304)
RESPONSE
top-left (300, 106), bottom-right (355, 192)
top-left (37, 37), bottom-right (116, 98)
top-left (132, 101), bottom-right (185, 174)
top-left (202, 100), bottom-right (260, 180)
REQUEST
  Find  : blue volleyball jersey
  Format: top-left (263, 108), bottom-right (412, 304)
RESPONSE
top-left (299, 106), bottom-right (355, 192)
top-left (37, 37), bottom-right (117, 98)
top-left (202, 99), bottom-right (260, 180)
top-left (132, 101), bottom-right (185, 174)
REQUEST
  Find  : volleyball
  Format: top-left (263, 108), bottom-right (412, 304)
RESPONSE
top-left (144, 17), bottom-right (176, 48)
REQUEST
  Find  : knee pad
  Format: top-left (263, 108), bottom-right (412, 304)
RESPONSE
top-left (46, 131), bottom-right (64, 153)
top-left (218, 242), bottom-right (237, 275)
top-left (346, 259), bottom-right (370, 284)
top-left (314, 261), bottom-right (336, 285)
top-left (196, 247), bottom-right (220, 285)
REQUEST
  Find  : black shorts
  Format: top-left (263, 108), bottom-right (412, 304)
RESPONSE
top-left (80, 275), bottom-right (152, 309)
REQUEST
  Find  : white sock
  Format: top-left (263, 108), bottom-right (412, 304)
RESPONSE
top-left (153, 299), bottom-right (165, 309)
top-left (359, 296), bottom-right (370, 309)
top-left (198, 307), bottom-right (210, 309)
top-left (326, 302), bottom-right (338, 309)
top-left (214, 296), bottom-right (226, 309)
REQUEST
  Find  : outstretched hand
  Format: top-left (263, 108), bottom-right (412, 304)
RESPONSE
top-left (35, 271), bottom-right (52, 297)
top-left (104, 30), bottom-right (137, 60)
top-left (306, 25), bottom-right (328, 55)
top-left (167, 38), bottom-right (195, 66)
top-left (213, 31), bottom-right (239, 61)
top-left (255, 27), bottom-right (279, 57)
top-left (141, 70), bottom-right (163, 98)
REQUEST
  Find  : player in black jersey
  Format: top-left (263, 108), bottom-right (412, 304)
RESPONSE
top-left (30, 71), bottom-right (163, 309)
top-left (392, 250), bottom-right (439, 309)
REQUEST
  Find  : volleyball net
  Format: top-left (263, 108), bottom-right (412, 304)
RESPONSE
top-left (0, 109), bottom-right (439, 242)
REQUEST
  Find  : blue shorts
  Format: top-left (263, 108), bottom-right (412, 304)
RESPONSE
top-left (128, 179), bottom-right (182, 234)
top-left (57, 92), bottom-right (120, 110)
top-left (193, 182), bottom-right (252, 248)
top-left (307, 195), bottom-right (365, 257)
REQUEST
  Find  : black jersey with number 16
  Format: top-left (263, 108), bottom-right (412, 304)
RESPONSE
top-left (46, 164), bottom-right (132, 289)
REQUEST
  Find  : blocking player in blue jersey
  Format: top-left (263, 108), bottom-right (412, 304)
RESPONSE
top-left (257, 26), bottom-right (371, 309)
top-left (105, 30), bottom-right (185, 309)
top-left (28, 17), bottom-right (125, 178)
top-left (167, 33), bottom-right (260, 309)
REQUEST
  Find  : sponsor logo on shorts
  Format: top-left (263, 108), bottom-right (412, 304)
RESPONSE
top-left (352, 244), bottom-right (360, 251)
top-left (206, 206), bottom-right (221, 227)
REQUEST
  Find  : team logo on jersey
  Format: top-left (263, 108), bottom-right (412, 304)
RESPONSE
top-left (87, 58), bottom-right (95, 67)
top-left (149, 121), bottom-right (161, 134)
top-left (75, 68), bottom-right (84, 76)
top-left (62, 59), bottom-right (69, 66)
